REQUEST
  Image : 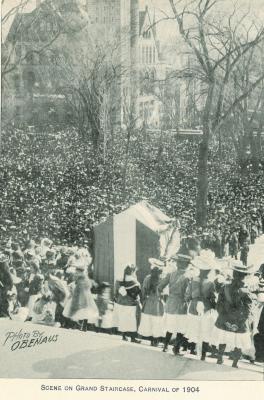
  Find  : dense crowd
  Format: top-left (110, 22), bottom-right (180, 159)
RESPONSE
top-left (0, 235), bottom-right (264, 369)
top-left (0, 128), bottom-right (264, 250)
top-left (1, 127), bottom-right (264, 369)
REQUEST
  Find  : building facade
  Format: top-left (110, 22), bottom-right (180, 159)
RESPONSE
top-left (3, 0), bottom-right (166, 130)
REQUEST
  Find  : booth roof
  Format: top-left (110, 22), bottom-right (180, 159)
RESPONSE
top-left (93, 201), bottom-right (172, 232)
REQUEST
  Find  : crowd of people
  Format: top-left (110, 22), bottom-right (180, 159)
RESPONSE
top-left (0, 234), bottom-right (264, 369)
top-left (1, 128), bottom-right (264, 250)
top-left (1, 127), bottom-right (264, 370)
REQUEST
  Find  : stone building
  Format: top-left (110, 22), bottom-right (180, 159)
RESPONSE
top-left (2, 0), bottom-right (165, 130)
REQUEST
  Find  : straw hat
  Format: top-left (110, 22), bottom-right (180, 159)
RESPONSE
top-left (231, 260), bottom-right (255, 274)
top-left (191, 250), bottom-right (220, 270)
top-left (148, 258), bottom-right (165, 269)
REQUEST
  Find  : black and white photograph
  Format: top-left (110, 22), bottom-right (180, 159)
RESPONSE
top-left (1, 0), bottom-right (264, 384)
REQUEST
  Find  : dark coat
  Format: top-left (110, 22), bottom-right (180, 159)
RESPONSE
top-left (185, 278), bottom-right (201, 315)
top-left (215, 280), bottom-right (253, 333)
top-left (141, 275), bottom-right (164, 316)
top-left (201, 279), bottom-right (217, 312)
top-left (0, 262), bottom-right (13, 317)
top-left (158, 270), bottom-right (189, 315)
top-left (115, 279), bottom-right (141, 307)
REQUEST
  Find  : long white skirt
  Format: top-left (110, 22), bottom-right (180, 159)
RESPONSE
top-left (211, 326), bottom-right (252, 352)
top-left (112, 303), bottom-right (137, 333)
top-left (10, 307), bottom-right (29, 322)
top-left (164, 313), bottom-right (188, 335)
top-left (63, 300), bottom-right (99, 323)
top-left (138, 313), bottom-right (165, 338)
top-left (200, 310), bottom-right (218, 343)
top-left (101, 310), bottom-right (114, 329)
top-left (185, 314), bottom-right (201, 343)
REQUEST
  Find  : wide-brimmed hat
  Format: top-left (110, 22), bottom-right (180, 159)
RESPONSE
top-left (191, 250), bottom-right (220, 270)
top-left (171, 254), bottom-right (192, 262)
top-left (231, 260), bottom-right (255, 274)
top-left (148, 258), bottom-right (165, 269)
top-left (72, 258), bottom-right (86, 271)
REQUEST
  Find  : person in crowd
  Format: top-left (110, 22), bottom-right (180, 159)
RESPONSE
top-left (212, 261), bottom-right (254, 368)
top-left (184, 263), bottom-right (201, 355)
top-left (138, 262), bottom-right (165, 346)
top-left (187, 251), bottom-right (218, 361)
top-left (0, 254), bottom-right (14, 318)
top-left (240, 243), bottom-right (250, 266)
top-left (27, 272), bottom-right (44, 320)
top-left (63, 260), bottom-right (99, 331)
top-left (32, 290), bottom-right (58, 326)
top-left (96, 282), bottom-right (114, 333)
top-left (158, 237), bottom-right (201, 354)
top-left (47, 274), bottom-right (70, 327)
top-left (229, 229), bottom-right (239, 259)
top-left (113, 265), bottom-right (141, 343)
top-left (253, 277), bottom-right (264, 362)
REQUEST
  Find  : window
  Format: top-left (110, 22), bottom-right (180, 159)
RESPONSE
top-left (146, 46), bottom-right (149, 64)
top-left (153, 47), bottom-right (156, 63)
top-left (149, 47), bottom-right (152, 64)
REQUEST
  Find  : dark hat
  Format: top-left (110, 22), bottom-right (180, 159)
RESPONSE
top-left (172, 254), bottom-right (192, 269)
top-left (124, 265), bottom-right (136, 276)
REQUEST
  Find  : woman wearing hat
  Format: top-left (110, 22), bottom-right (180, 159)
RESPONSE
top-left (185, 250), bottom-right (219, 360)
top-left (212, 261), bottom-right (254, 368)
top-left (138, 264), bottom-right (165, 346)
top-left (63, 261), bottom-right (99, 330)
top-left (159, 237), bottom-right (201, 354)
top-left (113, 265), bottom-right (141, 343)
top-left (48, 275), bottom-right (70, 327)
top-left (158, 254), bottom-right (191, 354)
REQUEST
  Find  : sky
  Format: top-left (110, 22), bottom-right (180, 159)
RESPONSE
top-left (2, 0), bottom-right (264, 42)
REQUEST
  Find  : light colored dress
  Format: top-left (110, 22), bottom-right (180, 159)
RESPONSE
top-left (63, 274), bottom-right (99, 323)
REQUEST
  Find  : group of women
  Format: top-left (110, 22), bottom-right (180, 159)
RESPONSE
top-left (113, 238), bottom-right (264, 368)
top-left (1, 236), bottom-right (264, 369)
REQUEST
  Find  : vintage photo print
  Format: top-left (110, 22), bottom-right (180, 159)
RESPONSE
top-left (0, 0), bottom-right (264, 397)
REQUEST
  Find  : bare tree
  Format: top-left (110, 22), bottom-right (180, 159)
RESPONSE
top-left (167, 0), bottom-right (264, 227)
top-left (55, 29), bottom-right (128, 150)
top-left (1, 0), bottom-right (86, 82)
top-left (228, 44), bottom-right (264, 171)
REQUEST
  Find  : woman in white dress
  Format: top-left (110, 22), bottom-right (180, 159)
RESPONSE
top-left (184, 250), bottom-right (219, 359)
top-left (113, 265), bottom-right (141, 342)
top-left (63, 260), bottom-right (99, 330)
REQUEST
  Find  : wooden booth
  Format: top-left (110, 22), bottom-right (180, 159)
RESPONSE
top-left (93, 201), bottom-right (180, 286)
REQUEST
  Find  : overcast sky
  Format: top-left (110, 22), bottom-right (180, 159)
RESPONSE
top-left (2, 0), bottom-right (264, 42)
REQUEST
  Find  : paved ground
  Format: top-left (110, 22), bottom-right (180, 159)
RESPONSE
top-left (0, 236), bottom-right (263, 381)
top-left (248, 234), bottom-right (264, 270)
top-left (0, 320), bottom-right (263, 380)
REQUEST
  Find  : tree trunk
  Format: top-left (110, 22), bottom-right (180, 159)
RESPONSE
top-left (196, 134), bottom-right (209, 227)
top-left (249, 130), bottom-right (259, 172)
top-left (196, 84), bottom-right (214, 228)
